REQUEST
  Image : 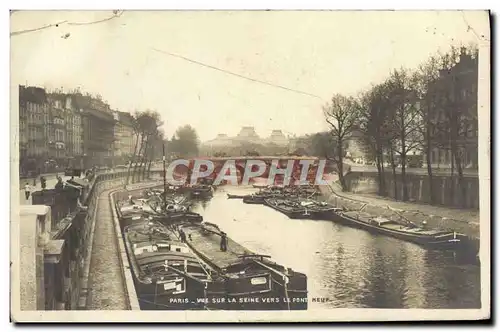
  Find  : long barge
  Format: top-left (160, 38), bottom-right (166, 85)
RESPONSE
top-left (331, 209), bottom-right (473, 251)
top-left (120, 214), bottom-right (219, 310)
top-left (264, 197), bottom-right (337, 220)
top-left (178, 221), bottom-right (308, 310)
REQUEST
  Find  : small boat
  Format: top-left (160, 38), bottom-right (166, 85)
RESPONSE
top-left (243, 194), bottom-right (269, 204)
top-left (332, 210), bottom-right (469, 250)
top-left (159, 202), bottom-right (204, 223)
top-left (264, 197), bottom-right (335, 220)
top-left (183, 184), bottom-right (213, 198)
top-left (296, 199), bottom-right (337, 220)
top-left (226, 193), bottom-right (246, 199)
top-left (121, 215), bottom-right (220, 310)
top-left (118, 197), bottom-right (159, 217)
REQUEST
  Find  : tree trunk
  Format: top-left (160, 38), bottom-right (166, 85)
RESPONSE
top-left (336, 140), bottom-right (347, 191)
top-left (147, 140), bottom-right (155, 178)
top-left (375, 145), bottom-right (386, 196)
top-left (400, 151), bottom-right (408, 201)
top-left (454, 148), bottom-right (466, 208)
top-left (389, 146), bottom-right (398, 200)
top-left (399, 109), bottom-right (409, 201)
top-left (425, 120), bottom-right (435, 204)
top-left (132, 134), bottom-right (146, 183)
top-left (126, 131), bottom-right (141, 186)
top-left (450, 143), bottom-right (456, 206)
top-left (373, 134), bottom-right (386, 196)
top-left (139, 135), bottom-right (150, 181)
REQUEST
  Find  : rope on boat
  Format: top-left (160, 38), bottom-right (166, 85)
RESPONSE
top-left (251, 259), bottom-right (292, 311)
top-left (283, 276), bottom-right (291, 311)
top-left (386, 205), bottom-right (418, 228)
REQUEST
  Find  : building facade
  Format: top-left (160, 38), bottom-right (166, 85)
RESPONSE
top-left (201, 127), bottom-right (291, 156)
top-left (47, 96), bottom-right (67, 162)
top-left (113, 111), bottom-right (135, 165)
top-left (428, 48), bottom-right (478, 169)
top-left (72, 94), bottom-right (116, 169)
top-left (19, 86), bottom-right (49, 174)
top-left (268, 129), bottom-right (288, 146)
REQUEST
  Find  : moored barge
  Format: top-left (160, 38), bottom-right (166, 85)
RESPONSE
top-left (121, 215), bottom-right (222, 310)
top-left (264, 197), bottom-right (337, 220)
top-left (331, 209), bottom-right (471, 250)
top-left (174, 221), bottom-right (308, 310)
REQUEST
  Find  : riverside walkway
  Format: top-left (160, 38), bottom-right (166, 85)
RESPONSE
top-left (85, 187), bottom-right (129, 310)
top-left (84, 181), bottom-right (162, 310)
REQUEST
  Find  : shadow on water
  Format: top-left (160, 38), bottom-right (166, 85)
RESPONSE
top-left (190, 187), bottom-right (481, 309)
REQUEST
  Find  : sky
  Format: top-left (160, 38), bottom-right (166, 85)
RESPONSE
top-left (10, 10), bottom-right (488, 141)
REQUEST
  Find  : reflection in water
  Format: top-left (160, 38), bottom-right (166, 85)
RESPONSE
top-left (190, 187), bottom-right (481, 309)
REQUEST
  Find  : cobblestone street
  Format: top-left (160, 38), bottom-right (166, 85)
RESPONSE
top-left (86, 189), bottom-right (129, 310)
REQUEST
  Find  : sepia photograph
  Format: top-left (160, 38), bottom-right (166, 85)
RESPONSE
top-left (9, 9), bottom-right (490, 322)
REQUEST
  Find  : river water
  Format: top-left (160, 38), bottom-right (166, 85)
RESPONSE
top-left (190, 186), bottom-right (481, 309)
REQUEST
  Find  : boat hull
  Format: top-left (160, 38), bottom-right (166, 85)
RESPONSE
top-left (227, 193), bottom-right (245, 199)
top-left (264, 199), bottom-right (336, 220)
top-left (243, 196), bottom-right (268, 204)
top-left (135, 278), bottom-right (210, 310)
top-left (332, 212), bottom-right (471, 251)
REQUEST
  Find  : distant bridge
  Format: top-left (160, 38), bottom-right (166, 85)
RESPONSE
top-left (151, 156), bottom-right (350, 184)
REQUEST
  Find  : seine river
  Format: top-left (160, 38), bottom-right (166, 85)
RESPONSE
top-left (191, 186), bottom-right (481, 309)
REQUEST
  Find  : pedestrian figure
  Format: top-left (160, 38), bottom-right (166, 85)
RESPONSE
top-left (179, 229), bottom-right (187, 243)
top-left (24, 182), bottom-right (31, 201)
top-left (220, 232), bottom-right (228, 252)
top-left (55, 177), bottom-right (64, 191)
top-left (40, 176), bottom-right (47, 190)
top-left (188, 234), bottom-right (192, 241)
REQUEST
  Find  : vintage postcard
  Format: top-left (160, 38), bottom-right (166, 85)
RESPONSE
top-left (10, 10), bottom-right (490, 322)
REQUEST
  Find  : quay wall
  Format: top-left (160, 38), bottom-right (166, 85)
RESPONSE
top-left (344, 170), bottom-right (480, 209)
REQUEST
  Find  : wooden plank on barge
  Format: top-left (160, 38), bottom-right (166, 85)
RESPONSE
top-left (182, 225), bottom-right (255, 271)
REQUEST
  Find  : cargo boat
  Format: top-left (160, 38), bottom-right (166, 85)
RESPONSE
top-left (226, 193), bottom-right (246, 199)
top-left (181, 184), bottom-right (213, 199)
top-left (120, 215), bottom-right (223, 310)
top-left (332, 209), bottom-right (470, 250)
top-left (264, 197), bottom-right (337, 220)
top-left (178, 221), bottom-right (308, 310)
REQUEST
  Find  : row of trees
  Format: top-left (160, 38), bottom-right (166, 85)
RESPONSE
top-left (125, 116), bottom-right (202, 184)
top-left (126, 110), bottom-right (164, 184)
top-left (168, 125), bottom-right (200, 158)
top-left (321, 45), bottom-right (478, 207)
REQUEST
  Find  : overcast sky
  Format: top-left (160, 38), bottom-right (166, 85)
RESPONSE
top-left (11, 10), bottom-right (488, 141)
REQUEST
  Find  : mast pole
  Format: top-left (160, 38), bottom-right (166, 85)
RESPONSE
top-left (162, 143), bottom-right (167, 211)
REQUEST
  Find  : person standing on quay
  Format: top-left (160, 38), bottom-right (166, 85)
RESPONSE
top-left (24, 182), bottom-right (32, 201)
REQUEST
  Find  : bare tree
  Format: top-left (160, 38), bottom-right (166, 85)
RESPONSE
top-left (358, 82), bottom-right (392, 196)
top-left (433, 45), bottom-right (478, 207)
top-left (415, 55), bottom-right (441, 204)
top-left (385, 68), bottom-right (422, 201)
top-left (125, 113), bottom-right (142, 186)
top-left (323, 94), bottom-right (360, 191)
top-left (130, 110), bottom-right (163, 183)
